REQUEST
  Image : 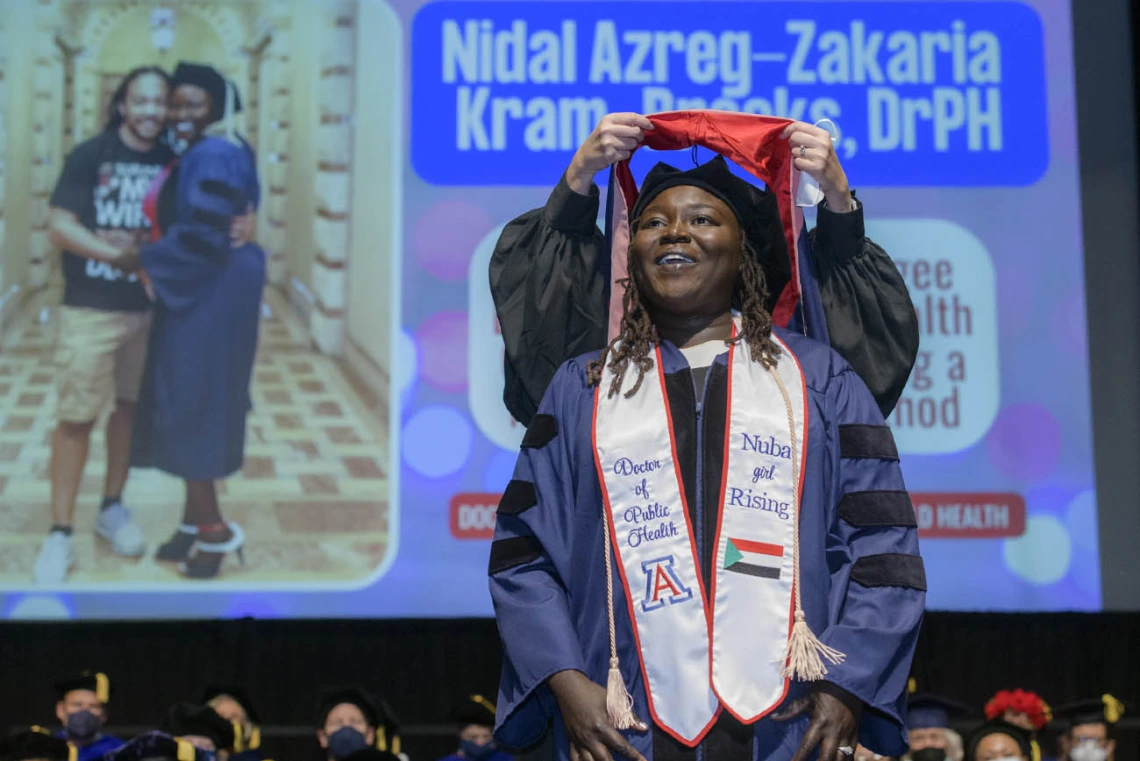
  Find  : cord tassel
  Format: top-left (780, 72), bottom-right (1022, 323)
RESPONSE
top-left (768, 362), bottom-right (847, 681)
top-left (602, 505), bottom-right (639, 729)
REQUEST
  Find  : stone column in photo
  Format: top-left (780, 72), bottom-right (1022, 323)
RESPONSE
top-left (260, 12), bottom-right (291, 289)
top-left (310, 1), bottom-right (356, 356)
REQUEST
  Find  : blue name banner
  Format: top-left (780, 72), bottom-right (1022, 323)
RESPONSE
top-left (411, 1), bottom-right (1047, 187)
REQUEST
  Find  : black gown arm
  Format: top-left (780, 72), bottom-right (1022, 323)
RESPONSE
top-left (490, 175), bottom-right (609, 426)
top-left (810, 195), bottom-right (920, 416)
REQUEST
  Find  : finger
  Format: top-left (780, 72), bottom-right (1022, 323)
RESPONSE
top-left (773, 696), bottom-right (813, 722)
top-left (608, 113), bottom-right (655, 130)
top-left (602, 134), bottom-right (641, 152)
top-left (603, 124), bottom-right (648, 141)
top-left (794, 157), bottom-right (828, 174)
top-left (785, 121), bottom-right (831, 142)
top-left (601, 727), bottom-right (647, 761)
top-left (570, 743), bottom-right (580, 761)
top-left (587, 738), bottom-right (613, 761)
top-left (818, 729), bottom-right (840, 761)
top-left (789, 722), bottom-right (823, 761)
top-left (788, 131), bottom-right (832, 154)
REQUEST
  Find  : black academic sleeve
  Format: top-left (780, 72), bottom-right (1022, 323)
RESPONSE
top-left (489, 175), bottom-right (609, 427)
top-left (810, 196), bottom-right (920, 417)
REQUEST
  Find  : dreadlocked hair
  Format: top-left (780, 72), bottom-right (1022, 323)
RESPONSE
top-left (587, 237), bottom-right (781, 397)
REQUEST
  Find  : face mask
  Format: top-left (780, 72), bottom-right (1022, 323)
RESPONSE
top-left (1070, 741), bottom-right (1109, 761)
top-left (459, 739), bottom-right (498, 761)
top-left (327, 727), bottom-right (368, 761)
top-left (910, 748), bottom-right (947, 761)
top-left (65, 710), bottom-right (102, 742)
top-left (990, 757), bottom-right (1023, 761)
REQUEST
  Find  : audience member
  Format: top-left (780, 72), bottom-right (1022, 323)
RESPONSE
top-left (907, 693), bottom-right (972, 761)
top-left (437, 696), bottom-right (511, 761)
top-left (161, 704), bottom-right (237, 761)
top-left (52, 673), bottom-right (124, 761)
top-left (315, 686), bottom-right (400, 761)
top-left (968, 721), bottom-right (1034, 761)
top-left (201, 686), bottom-right (263, 761)
top-left (1053, 696), bottom-right (1127, 761)
top-left (0, 730), bottom-right (73, 761)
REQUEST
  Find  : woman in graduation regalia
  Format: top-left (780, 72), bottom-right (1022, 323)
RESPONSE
top-left (489, 112), bottom-right (926, 761)
top-left (491, 113), bottom-right (918, 426)
top-left (131, 62), bottom-right (266, 578)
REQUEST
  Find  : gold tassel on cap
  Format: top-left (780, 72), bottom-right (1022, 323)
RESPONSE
top-left (176, 740), bottom-right (196, 761)
top-left (376, 726), bottom-right (387, 752)
top-left (602, 517), bottom-right (638, 730)
top-left (768, 365), bottom-right (846, 681)
top-left (94, 673), bottom-right (110, 704)
top-left (1103, 695), bottom-right (1124, 723)
top-left (471, 695), bottom-right (496, 714)
top-left (248, 726), bottom-right (262, 751)
top-left (232, 722), bottom-right (245, 753)
top-left (67, 743), bottom-right (77, 761)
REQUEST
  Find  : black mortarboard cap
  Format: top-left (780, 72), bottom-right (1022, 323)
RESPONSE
top-left (908, 693), bottom-right (973, 730)
top-left (0, 731), bottom-right (72, 761)
top-left (966, 719), bottom-right (1034, 761)
top-left (450, 695), bottom-right (496, 728)
top-left (161, 704), bottom-right (236, 751)
top-left (200, 685), bottom-right (261, 725)
top-left (53, 673), bottom-right (110, 704)
top-left (315, 687), bottom-right (401, 754)
top-left (1052, 696), bottom-right (1128, 729)
top-left (104, 732), bottom-right (200, 761)
top-left (629, 155), bottom-right (792, 310)
top-left (171, 62), bottom-right (242, 118)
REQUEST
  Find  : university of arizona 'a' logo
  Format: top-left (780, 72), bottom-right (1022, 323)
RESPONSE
top-left (641, 556), bottom-right (693, 612)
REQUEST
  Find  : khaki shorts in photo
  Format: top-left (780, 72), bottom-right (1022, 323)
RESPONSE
top-left (54, 306), bottom-right (152, 423)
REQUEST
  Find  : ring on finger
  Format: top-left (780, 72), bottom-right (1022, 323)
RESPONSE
top-left (799, 145), bottom-right (808, 159)
top-left (838, 746), bottom-right (855, 757)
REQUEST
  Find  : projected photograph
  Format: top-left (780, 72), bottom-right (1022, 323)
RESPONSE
top-left (0, 0), bottom-right (399, 589)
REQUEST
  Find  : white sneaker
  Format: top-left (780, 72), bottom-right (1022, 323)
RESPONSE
top-left (94, 503), bottom-right (147, 557)
top-left (34, 532), bottom-right (76, 584)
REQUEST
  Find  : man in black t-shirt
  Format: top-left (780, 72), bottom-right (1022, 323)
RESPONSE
top-left (34, 66), bottom-right (174, 584)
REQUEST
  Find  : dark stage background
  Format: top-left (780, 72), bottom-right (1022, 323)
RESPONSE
top-left (2, 613), bottom-right (1139, 761)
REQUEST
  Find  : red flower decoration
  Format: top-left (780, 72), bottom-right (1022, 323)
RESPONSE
top-left (984, 689), bottom-right (1052, 730)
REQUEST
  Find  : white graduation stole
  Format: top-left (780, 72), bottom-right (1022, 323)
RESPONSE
top-left (592, 332), bottom-right (808, 746)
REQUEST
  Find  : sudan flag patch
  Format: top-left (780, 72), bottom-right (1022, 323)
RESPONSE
top-left (723, 538), bottom-right (784, 579)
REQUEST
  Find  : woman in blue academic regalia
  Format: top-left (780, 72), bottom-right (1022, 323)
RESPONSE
top-left (132, 61), bottom-right (266, 579)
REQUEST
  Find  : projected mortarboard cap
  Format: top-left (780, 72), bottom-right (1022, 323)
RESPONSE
top-left (162, 704), bottom-right (237, 751)
top-left (450, 695), bottom-right (496, 728)
top-left (53, 672), bottom-right (110, 704)
top-left (200, 685), bottom-right (261, 751)
top-left (104, 732), bottom-right (200, 761)
top-left (966, 719), bottom-right (1034, 761)
top-left (315, 686), bottom-right (401, 755)
top-left (908, 693), bottom-right (973, 730)
top-left (0, 730), bottom-right (74, 761)
top-left (1052, 695), bottom-right (1128, 729)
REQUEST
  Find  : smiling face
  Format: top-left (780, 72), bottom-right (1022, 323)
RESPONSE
top-left (630, 184), bottom-right (743, 321)
top-left (170, 83), bottom-right (215, 144)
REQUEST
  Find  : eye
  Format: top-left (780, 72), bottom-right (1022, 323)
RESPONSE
top-left (642, 218), bottom-right (665, 228)
top-left (693, 215), bottom-right (713, 224)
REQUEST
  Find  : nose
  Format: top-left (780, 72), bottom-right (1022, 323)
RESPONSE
top-left (659, 218), bottom-right (690, 243)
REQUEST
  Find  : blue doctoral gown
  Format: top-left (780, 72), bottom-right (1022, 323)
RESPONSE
top-left (131, 136), bottom-right (266, 480)
top-left (55, 733), bottom-right (125, 761)
top-left (489, 329), bottom-right (926, 761)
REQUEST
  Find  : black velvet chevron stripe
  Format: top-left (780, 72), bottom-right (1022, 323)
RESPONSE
top-left (488, 536), bottom-right (543, 575)
top-left (497, 480), bottom-right (537, 516)
top-left (851, 553), bottom-right (926, 591)
top-left (199, 178), bottom-right (245, 208)
top-left (839, 491), bottom-right (917, 527)
top-left (521, 414), bottom-right (558, 449)
top-left (839, 424), bottom-right (899, 460)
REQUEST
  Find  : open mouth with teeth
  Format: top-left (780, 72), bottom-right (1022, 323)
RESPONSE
top-left (655, 251), bottom-right (697, 270)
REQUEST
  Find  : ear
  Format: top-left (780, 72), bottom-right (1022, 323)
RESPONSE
top-left (1106, 740), bottom-right (1116, 757)
top-left (316, 730), bottom-right (329, 749)
top-left (365, 728), bottom-right (376, 746)
top-left (56, 701), bottom-right (68, 725)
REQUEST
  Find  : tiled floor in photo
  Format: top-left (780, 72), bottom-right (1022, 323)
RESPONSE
top-left (0, 287), bottom-right (391, 586)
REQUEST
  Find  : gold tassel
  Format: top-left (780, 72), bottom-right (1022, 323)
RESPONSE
top-left (94, 673), bottom-right (110, 704)
top-left (176, 740), bottom-right (196, 761)
top-left (249, 727), bottom-right (261, 751)
top-left (1103, 695), bottom-right (1124, 723)
top-left (768, 362), bottom-right (846, 681)
top-left (67, 743), bottom-right (77, 761)
top-left (233, 722), bottom-right (245, 753)
top-left (602, 506), bottom-right (639, 730)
